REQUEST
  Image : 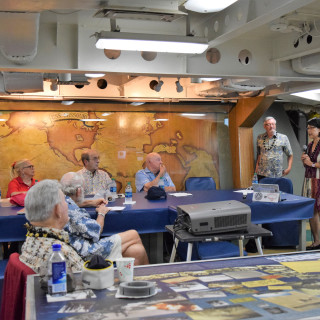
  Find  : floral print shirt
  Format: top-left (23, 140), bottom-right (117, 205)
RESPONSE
top-left (256, 132), bottom-right (292, 178)
top-left (77, 167), bottom-right (112, 195)
top-left (64, 197), bottom-right (119, 260)
top-left (19, 226), bottom-right (84, 274)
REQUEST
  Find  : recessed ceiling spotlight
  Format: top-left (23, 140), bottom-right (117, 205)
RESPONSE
top-left (175, 78), bottom-right (184, 93)
top-left (153, 77), bottom-right (164, 92)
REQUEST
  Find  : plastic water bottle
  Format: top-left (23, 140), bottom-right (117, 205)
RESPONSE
top-left (252, 172), bottom-right (258, 185)
top-left (47, 244), bottom-right (67, 297)
top-left (110, 178), bottom-right (117, 201)
top-left (125, 182), bottom-right (133, 203)
top-left (159, 177), bottom-right (165, 189)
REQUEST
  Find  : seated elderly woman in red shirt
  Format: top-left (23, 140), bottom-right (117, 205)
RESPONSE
top-left (6, 159), bottom-right (38, 198)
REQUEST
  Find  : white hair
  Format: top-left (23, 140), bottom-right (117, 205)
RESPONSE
top-left (60, 172), bottom-right (84, 196)
top-left (264, 116), bottom-right (276, 124)
top-left (25, 179), bottom-right (62, 222)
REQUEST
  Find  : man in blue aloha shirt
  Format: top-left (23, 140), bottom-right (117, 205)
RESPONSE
top-left (255, 116), bottom-right (293, 180)
top-left (135, 152), bottom-right (176, 192)
top-left (60, 172), bottom-right (149, 265)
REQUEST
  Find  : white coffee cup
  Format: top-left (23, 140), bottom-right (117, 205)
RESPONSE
top-left (116, 257), bottom-right (135, 282)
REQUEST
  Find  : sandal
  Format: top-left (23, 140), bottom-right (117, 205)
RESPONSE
top-left (306, 243), bottom-right (320, 250)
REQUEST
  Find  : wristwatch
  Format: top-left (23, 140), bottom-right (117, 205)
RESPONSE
top-left (98, 212), bottom-right (106, 218)
top-left (312, 163), bottom-right (316, 168)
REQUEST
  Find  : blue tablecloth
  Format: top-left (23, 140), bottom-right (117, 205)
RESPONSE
top-left (0, 190), bottom-right (315, 241)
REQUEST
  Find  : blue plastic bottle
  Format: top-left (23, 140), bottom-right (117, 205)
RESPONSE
top-left (125, 182), bottom-right (133, 203)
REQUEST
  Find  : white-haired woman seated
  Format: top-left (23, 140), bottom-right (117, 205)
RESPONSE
top-left (19, 179), bottom-right (84, 274)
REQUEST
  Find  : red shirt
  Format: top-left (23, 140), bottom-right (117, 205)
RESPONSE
top-left (6, 177), bottom-right (37, 198)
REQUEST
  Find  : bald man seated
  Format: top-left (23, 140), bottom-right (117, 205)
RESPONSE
top-left (135, 152), bottom-right (176, 192)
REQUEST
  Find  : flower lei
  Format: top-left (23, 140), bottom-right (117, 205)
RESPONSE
top-left (24, 223), bottom-right (69, 244)
top-left (263, 134), bottom-right (277, 151)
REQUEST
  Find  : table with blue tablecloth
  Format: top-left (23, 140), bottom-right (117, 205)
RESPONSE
top-left (0, 190), bottom-right (315, 261)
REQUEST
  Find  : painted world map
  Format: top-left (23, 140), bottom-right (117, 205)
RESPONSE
top-left (0, 111), bottom-right (219, 194)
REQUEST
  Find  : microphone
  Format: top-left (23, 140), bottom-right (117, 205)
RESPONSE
top-left (303, 145), bottom-right (308, 154)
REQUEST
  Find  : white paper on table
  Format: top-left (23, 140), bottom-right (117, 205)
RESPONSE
top-left (123, 201), bottom-right (136, 205)
top-left (168, 193), bottom-right (193, 197)
top-left (46, 290), bottom-right (96, 303)
top-left (109, 206), bottom-right (126, 211)
top-left (234, 189), bottom-right (253, 194)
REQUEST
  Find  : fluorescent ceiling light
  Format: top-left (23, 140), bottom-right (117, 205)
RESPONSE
top-left (101, 113), bottom-right (110, 116)
top-left (61, 101), bottom-right (74, 105)
top-left (153, 119), bottom-right (169, 121)
top-left (85, 73), bottom-right (105, 78)
top-left (184, 0), bottom-right (238, 13)
top-left (0, 119), bottom-right (6, 121)
top-left (130, 102), bottom-right (145, 106)
top-left (80, 119), bottom-right (106, 122)
top-left (95, 32), bottom-right (208, 54)
top-left (200, 78), bottom-right (221, 82)
top-left (181, 113), bottom-right (206, 117)
top-left (291, 89), bottom-right (320, 101)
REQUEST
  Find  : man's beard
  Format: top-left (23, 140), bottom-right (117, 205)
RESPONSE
top-left (268, 128), bottom-right (276, 136)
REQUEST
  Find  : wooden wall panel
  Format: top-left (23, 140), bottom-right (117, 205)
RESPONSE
top-left (229, 96), bottom-right (275, 188)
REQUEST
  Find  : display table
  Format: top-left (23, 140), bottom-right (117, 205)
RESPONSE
top-left (165, 224), bottom-right (273, 262)
top-left (25, 251), bottom-right (320, 320)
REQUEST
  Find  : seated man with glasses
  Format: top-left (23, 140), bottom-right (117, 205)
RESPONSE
top-left (77, 149), bottom-right (112, 196)
top-left (6, 159), bottom-right (38, 197)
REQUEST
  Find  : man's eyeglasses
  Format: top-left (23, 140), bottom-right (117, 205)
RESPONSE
top-left (23, 165), bottom-right (34, 169)
top-left (307, 126), bottom-right (317, 130)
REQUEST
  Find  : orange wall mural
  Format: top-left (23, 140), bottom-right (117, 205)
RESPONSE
top-left (0, 111), bottom-right (220, 195)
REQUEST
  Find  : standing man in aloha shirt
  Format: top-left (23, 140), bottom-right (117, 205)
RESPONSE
top-left (255, 116), bottom-right (293, 180)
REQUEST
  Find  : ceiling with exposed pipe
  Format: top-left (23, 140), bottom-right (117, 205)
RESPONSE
top-left (0, 0), bottom-right (320, 107)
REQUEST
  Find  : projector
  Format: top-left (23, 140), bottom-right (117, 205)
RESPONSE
top-left (177, 200), bottom-right (251, 235)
